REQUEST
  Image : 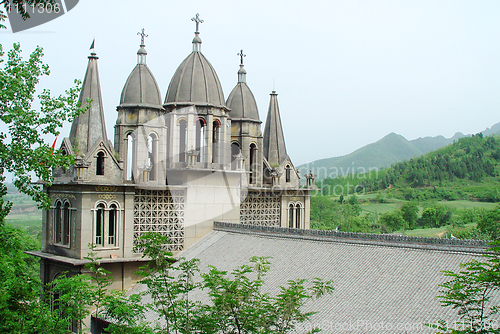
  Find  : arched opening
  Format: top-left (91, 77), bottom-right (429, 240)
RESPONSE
top-left (108, 204), bottom-right (117, 246)
top-left (54, 201), bottom-right (62, 244)
top-left (295, 203), bottom-right (302, 229)
top-left (286, 165), bottom-right (291, 183)
top-left (231, 142), bottom-right (241, 170)
top-left (179, 119), bottom-right (187, 163)
top-left (126, 134), bottom-right (134, 181)
top-left (195, 118), bottom-right (206, 163)
top-left (96, 151), bottom-right (105, 175)
top-left (288, 203), bottom-right (295, 228)
top-left (249, 143), bottom-right (257, 184)
top-left (63, 202), bottom-right (70, 245)
top-left (148, 133), bottom-right (157, 181)
top-left (95, 203), bottom-right (105, 246)
top-left (212, 120), bottom-right (220, 164)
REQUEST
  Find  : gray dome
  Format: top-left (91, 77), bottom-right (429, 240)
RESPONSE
top-left (120, 64), bottom-right (162, 109)
top-left (226, 82), bottom-right (260, 120)
top-left (165, 51), bottom-right (225, 107)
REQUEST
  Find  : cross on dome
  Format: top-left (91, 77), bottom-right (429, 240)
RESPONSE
top-left (191, 13), bottom-right (204, 33)
top-left (237, 49), bottom-right (246, 65)
top-left (137, 28), bottom-right (148, 46)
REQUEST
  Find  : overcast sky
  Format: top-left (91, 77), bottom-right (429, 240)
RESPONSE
top-left (2, 0), bottom-right (500, 166)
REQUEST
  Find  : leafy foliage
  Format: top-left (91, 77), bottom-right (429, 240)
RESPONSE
top-left (0, 43), bottom-right (84, 224)
top-left (430, 243), bottom-right (500, 333)
top-left (102, 232), bottom-right (335, 333)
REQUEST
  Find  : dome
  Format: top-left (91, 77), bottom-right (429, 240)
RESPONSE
top-left (164, 51), bottom-right (225, 107)
top-left (226, 82), bottom-right (259, 120)
top-left (120, 63), bottom-right (162, 109)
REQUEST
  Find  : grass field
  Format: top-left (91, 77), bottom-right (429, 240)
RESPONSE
top-left (404, 223), bottom-right (476, 238)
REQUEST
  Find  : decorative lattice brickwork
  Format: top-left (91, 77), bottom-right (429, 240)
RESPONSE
top-left (133, 189), bottom-right (185, 252)
top-left (240, 193), bottom-right (281, 226)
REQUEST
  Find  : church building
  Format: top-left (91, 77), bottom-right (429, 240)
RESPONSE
top-left (33, 16), bottom-right (313, 289)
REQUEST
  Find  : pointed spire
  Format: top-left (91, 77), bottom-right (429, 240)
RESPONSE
top-left (263, 91), bottom-right (288, 166)
top-left (237, 49), bottom-right (247, 83)
top-left (69, 48), bottom-right (108, 155)
top-left (137, 28), bottom-right (148, 64)
top-left (191, 13), bottom-right (203, 52)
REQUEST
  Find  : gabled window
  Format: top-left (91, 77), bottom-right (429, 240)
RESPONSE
top-left (286, 165), bottom-right (291, 183)
top-left (96, 151), bottom-right (105, 175)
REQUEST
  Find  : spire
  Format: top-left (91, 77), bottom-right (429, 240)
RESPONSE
top-left (191, 13), bottom-right (203, 52)
top-left (69, 47), bottom-right (108, 155)
top-left (263, 91), bottom-right (288, 166)
top-left (237, 49), bottom-right (247, 83)
top-left (137, 28), bottom-right (148, 64)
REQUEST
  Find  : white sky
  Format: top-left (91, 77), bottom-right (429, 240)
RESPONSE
top-left (2, 0), bottom-right (500, 166)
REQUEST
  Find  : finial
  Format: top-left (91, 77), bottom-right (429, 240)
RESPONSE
top-left (137, 28), bottom-right (148, 46)
top-left (191, 13), bottom-right (204, 33)
top-left (237, 49), bottom-right (246, 65)
top-left (89, 38), bottom-right (98, 58)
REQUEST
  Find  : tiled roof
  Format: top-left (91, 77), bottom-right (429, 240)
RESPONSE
top-left (130, 229), bottom-right (500, 333)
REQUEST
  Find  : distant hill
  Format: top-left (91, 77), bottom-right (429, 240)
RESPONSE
top-left (299, 122), bottom-right (500, 180)
top-left (320, 133), bottom-right (500, 202)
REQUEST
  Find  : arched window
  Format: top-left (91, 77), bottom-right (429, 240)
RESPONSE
top-left (286, 165), bottom-right (291, 183)
top-left (295, 203), bottom-right (302, 229)
top-left (63, 202), bottom-right (70, 245)
top-left (249, 143), bottom-right (257, 184)
top-left (95, 203), bottom-right (105, 246)
top-left (195, 118), bottom-right (206, 163)
top-left (108, 204), bottom-right (117, 246)
top-left (93, 202), bottom-right (121, 248)
top-left (179, 119), bottom-right (187, 163)
top-left (212, 120), bottom-right (220, 164)
top-left (53, 200), bottom-right (71, 246)
top-left (231, 143), bottom-right (241, 170)
top-left (148, 133), bottom-right (157, 181)
top-left (96, 151), bottom-right (105, 175)
top-left (126, 134), bottom-right (134, 181)
top-left (288, 203), bottom-right (295, 228)
top-left (54, 201), bottom-right (62, 243)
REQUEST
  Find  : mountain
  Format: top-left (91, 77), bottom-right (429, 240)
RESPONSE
top-left (298, 132), bottom-right (454, 180)
top-left (481, 122), bottom-right (500, 136)
top-left (299, 122), bottom-right (499, 181)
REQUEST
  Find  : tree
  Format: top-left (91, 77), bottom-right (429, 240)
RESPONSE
top-left (430, 243), bottom-right (500, 333)
top-left (379, 210), bottom-right (407, 232)
top-left (0, 43), bottom-right (83, 223)
top-left (102, 232), bottom-right (335, 333)
top-left (400, 201), bottom-right (419, 230)
top-left (477, 205), bottom-right (500, 240)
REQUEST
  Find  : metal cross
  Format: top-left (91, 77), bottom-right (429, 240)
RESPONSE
top-left (137, 28), bottom-right (148, 45)
top-left (191, 13), bottom-right (204, 33)
top-left (237, 49), bottom-right (246, 65)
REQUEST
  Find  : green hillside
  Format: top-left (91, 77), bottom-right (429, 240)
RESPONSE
top-left (299, 122), bottom-right (500, 181)
top-left (319, 134), bottom-right (500, 203)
